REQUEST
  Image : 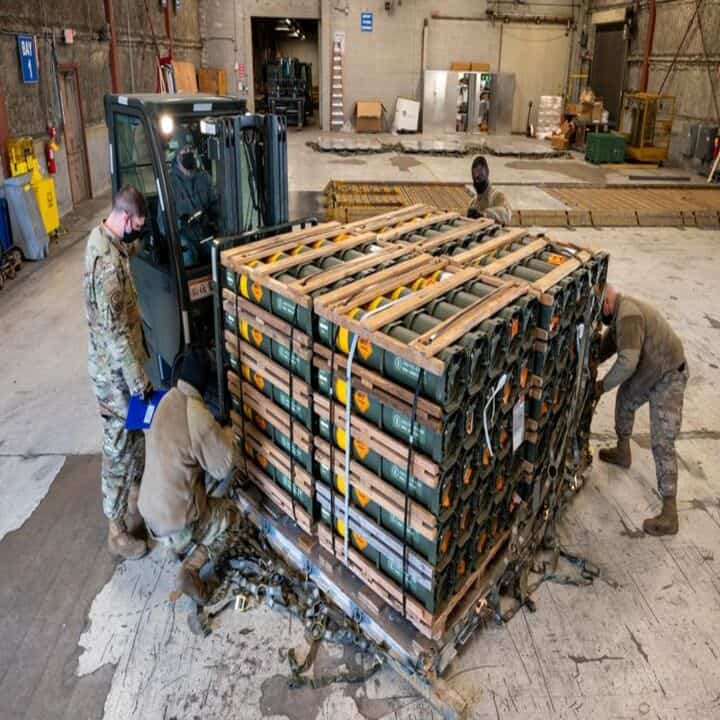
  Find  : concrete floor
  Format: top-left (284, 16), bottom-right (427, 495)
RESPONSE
top-left (1, 138), bottom-right (719, 720)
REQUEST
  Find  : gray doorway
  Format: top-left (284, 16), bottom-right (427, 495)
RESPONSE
top-left (590, 23), bottom-right (627, 126)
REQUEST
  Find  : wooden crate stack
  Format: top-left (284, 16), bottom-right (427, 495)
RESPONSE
top-left (220, 205), bottom-right (608, 640)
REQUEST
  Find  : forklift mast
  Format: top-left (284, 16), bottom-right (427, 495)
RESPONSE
top-left (104, 94), bottom-right (289, 389)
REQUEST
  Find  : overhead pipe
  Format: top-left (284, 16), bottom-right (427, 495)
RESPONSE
top-left (104, 0), bottom-right (120, 93)
top-left (639, 0), bottom-right (656, 92)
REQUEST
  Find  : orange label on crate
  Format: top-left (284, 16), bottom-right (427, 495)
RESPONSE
top-left (241, 365), bottom-right (252, 382)
top-left (440, 528), bottom-right (453, 553)
top-left (511, 318), bottom-right (519, 338)
top-left (463, 466), bottom-right (473, 486)
top-left (520, 367), bottom-right (529, 388)
top-left (255, 415), bottom-right (267, 432)
top-left (496, 475), bottom-right (504, 492)
top-left (550, 315), bottom-right (559, 332)
top-left (354, 391), bottom-right (370, 413)
top-left (457, 558), bottom-right (466, 577)
top-left (357, 338), bottom-right (373, 361)
top-left (477, 531), bottom-right (488, 553)
top-left (253, 373), bottom-right (265, 391)
top-left (442, 484), bottom-right (452, 508)
top-left (546, 252), bottom-right (567, 266)
top-left (354, 489), bottom-right (371, 507)
top-left (352, 531), bottom-right (369, 551)
top-left (252, 284), bottom-right (263, 303)
top-left (503, 382), bottom-right (512, 405)
top-left (257, 454), bottom-right (268, 469)
top-left (483, 447), bottom-right (491, 466)
top-left (251, 328), bottom-right (263, 346)
top-left (353, 439), bottom-right (369, 459)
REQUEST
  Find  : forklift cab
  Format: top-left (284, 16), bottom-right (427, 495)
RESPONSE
top-left (104, 93), bottom-right (290, 389)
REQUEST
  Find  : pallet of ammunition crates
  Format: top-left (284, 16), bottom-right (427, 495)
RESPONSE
top-left (219, 206), bottom-right (607, 641)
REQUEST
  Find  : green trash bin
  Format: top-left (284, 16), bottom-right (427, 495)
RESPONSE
top-left (585, 133), bottom-right (626, 164)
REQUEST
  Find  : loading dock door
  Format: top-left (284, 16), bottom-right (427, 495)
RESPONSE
top-left (590, 23), bottom-right (626, 125)
top-left (59, 68), bottom-right (91, 205)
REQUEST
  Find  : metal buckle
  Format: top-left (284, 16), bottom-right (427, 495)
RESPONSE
top-left (234, 593), bottom-right (249, 612)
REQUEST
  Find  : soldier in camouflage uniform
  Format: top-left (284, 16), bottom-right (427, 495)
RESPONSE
top-left (595, 284), bottom-right (688, 536)
top-left (84, 185), bottom-right (151, 559)
top-left (466, 155), bottom-right (511, 225)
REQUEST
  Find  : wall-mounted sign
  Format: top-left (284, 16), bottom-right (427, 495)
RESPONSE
top-left (361, 12), bottom-right (373, 32)
top-left (17, 34), bottom-right (38, 84)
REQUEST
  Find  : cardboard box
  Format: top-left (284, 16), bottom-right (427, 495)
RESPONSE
top-left (591, 101), bottom-right (604, 123)
top-left (393, 97), bottom-right (420, 132)
top-left (198, 68), bottom-right (227, 96)
top-left (450, 61), bottom-right (471, 71)
top-left (355, 101), bottom-right (385, 133)
top-left (172, 61), bottom-right (198, 92)
top-left (470, 62), bottom-right (490, 72)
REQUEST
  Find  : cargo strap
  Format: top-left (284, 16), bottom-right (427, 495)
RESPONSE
top-left (288, 308), bottom-right (299, 522)
top-left (400, 372), bottom-right (423, 619)
top-left (188, 518), bottom-right (385, 690)
top-left (233, 292), bottom-right (250, 479)
top-left (328, 323), bottom-right (338, 557)
top-left (483, 371), bottom-right (508, 458)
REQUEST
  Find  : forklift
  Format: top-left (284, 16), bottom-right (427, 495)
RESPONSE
top-left (104, 93), bottom-right (312, 407)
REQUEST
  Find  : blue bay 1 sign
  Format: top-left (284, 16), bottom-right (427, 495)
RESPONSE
top-left (17, 35), bottom-right (39, 84)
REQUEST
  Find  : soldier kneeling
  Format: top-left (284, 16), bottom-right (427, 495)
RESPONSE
top-left (138, 350), bottom-right (243, 602)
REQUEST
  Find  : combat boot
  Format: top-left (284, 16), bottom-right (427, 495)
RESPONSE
top-left (598, 436), bottom-right (631, 469)
top-left (176, 544), bottom-right (210, 604)
top-left (125, 483), bottom-right (147, 540)
top-left (108, 518), bottom-right (148, 559)
top-left (643, 497), bottom-right (679, 536)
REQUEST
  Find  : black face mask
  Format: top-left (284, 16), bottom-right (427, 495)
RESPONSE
top-left (180, 152), bottom-right (196, 171)
top-left (473, 176), bottom-right (489, 195)
top-left (122, 218), bottom-right (146, 244)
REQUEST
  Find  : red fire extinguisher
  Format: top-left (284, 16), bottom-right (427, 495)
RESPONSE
top-left (46, 126), bottom-right (59, 175)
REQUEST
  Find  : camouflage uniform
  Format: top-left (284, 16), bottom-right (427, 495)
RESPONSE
top-left (84, 224), bottom-right (149, 520)
top-left (600, 294), bottom-right (687, 498)
top-left (152, 497), bottom-right (241, 564)
top-left (467, 185), bottom-right (511, 225)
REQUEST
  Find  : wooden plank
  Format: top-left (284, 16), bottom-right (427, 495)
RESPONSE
top-left (375, 212), bottom-right (460, 243)
top-left (409, 218), bottom-right (495, 252)
top-left (222, 221), bottom-right (341, 262)
top-left (315, 254), bottom-right (436, 310)
top-left (241, 232), bottom-right (379, 277)
top-left (409, 282), bottom-right (527, 356)
top-left (341, 204), bottom-right (432, 231)
top-left (317, 523), bottom-right (434, 637)
top-left (314, 437), bottom-right (439, 542)
top-left (478, 239), bottom-right (548, 276)
top-left (313, 394), bottom-right (440, 489)
top-left (224, 333), bottom-right (312, 406)
top-left (531, 252), bottom-right (590, 293)
top-left (449, 228), bottom-right (532, 264)
top-left (246, 461), bottom-right (313, 535)
top-left (289, 245), bottom-right (413, 295)
top-left (313, 343), bottom-right (444, 426)
top-left (360, 265), bottom-right (487, 332)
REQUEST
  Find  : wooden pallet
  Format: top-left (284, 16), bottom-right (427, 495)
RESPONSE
top-left (314, 256), bottom-right (527, 376)
top-left (317, 521), bottom-right (510, 640)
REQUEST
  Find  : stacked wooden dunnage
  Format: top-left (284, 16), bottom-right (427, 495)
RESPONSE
top-left (220, 204), bottom-right (607, 638)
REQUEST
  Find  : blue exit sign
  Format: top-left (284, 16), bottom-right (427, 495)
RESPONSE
top-left (17, 35), bottom-right (38, 84)
top-left (361, 12), bottom-right (373, 32)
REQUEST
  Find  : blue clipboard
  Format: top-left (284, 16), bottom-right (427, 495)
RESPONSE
top-left (125, 390), bottom-right (167, 430)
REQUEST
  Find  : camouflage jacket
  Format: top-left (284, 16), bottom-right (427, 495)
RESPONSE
top-left (84, 223), bottom-right (149, 412)
top-left (600, 293), bottom-right (685, 393)
top-left (468, 185), bottom-right (511, 225)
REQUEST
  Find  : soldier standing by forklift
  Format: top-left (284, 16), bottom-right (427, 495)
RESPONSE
top-left (84, 185), bottom-right (151, 559)
top-left (595, 285), bottom-right (688, 536)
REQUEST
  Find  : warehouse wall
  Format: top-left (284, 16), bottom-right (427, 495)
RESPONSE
top-left (200, 0), bottom-right (579, 133)
top-left (0, 0), bottom-right (202, 216)
top-left (586, 0), bottom-right (720, 164)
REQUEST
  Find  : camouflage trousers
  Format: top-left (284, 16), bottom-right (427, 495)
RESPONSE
top-left (154, 498), bottom-right (241, 566)
top-left (615, 363), bottom-right (689, 498)
top-left (101, 413), bottom-right (145, 520)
